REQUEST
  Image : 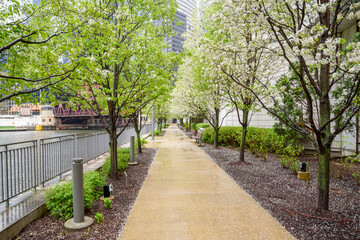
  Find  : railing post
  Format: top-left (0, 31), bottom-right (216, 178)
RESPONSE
top-left (85, 134), bottom-right (88, 162)
top-left (74, 134), bottom-right (78, 158)
top-left (152, 101), bottom-right (155, 141)
top-left (94, 132), bottom-right (97, 158)
top-left (40, 139), bottom-right (45, 187)
top-left (5, 145), bottom-right (9, 208)
top-left (59, 138), bottom-right (62, 179)
top-left (33, 141), bottom-right (37, 192)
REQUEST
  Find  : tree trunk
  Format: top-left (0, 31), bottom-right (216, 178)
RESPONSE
top-left (109, 125), bottom-right (118, 179)
top-left (239, 108), bottom-right (249, 162)
top-left (316, 3), bottom-right (331, 210)
top-left (133, 115), bottom-right (142, 154)
top-left (317, 144), bottom-right (330, 210)
top-left (214, 128), bottom-right (219, 148)
top-left (189, 117), bottom-right (192, 132)
top-left (214, 108), bottom-right (220, 148)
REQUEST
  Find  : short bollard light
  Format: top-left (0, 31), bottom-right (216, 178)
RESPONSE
top-left (64, 158), bottom-right (94, 230)
top-left (101, 183), bottom-right (115, 200)
top-left (299, 162), bottom-right (307, 172)
top-left (103, 185), bottom-right (110, 198)
top-left (297, 162), bottom-right (310, 181)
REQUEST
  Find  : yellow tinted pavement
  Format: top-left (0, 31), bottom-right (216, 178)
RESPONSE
top-left (118, 126), bottom-right (295, 240)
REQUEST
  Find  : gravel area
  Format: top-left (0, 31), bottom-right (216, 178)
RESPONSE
top-left (182, 128), bottom-right (360, 240)
top-left (15, 148), bottom-right (157, 240)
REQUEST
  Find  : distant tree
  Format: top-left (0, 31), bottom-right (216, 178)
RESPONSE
top-left (202, 0), bottom-right (275, 159)
top-left (175, 12), bottom-right (232, 147)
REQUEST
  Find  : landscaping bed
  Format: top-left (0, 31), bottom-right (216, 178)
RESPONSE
top-left (200, 142), bottom-right (360, 240)
top-left (15, 148), bottom-right (157, 240)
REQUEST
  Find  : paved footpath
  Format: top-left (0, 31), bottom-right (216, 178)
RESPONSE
top-left (119, 126), bottom-right (295, 240)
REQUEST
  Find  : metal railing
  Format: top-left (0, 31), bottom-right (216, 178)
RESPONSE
top-left (0, 124), bottom-right (153, 207)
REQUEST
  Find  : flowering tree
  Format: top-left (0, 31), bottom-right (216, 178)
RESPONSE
top-left (202, 0), bottom-right (275, 161)
top-left (175, 12), bottom-right (232, 147)
top-left (51, 0), bottom-right (177, 179)
top-left (0, 0), bottom-right (81, 103)
top-left (250, 0), bottom-right (360, 210)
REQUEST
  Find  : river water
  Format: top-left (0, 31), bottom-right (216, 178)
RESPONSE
top-left (0, 130), bottom-right (102, 145)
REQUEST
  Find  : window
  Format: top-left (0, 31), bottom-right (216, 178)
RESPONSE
top-left (42, 119), bottom-right (46, 122)
top-left (49, 119), bottom-right (51, 123)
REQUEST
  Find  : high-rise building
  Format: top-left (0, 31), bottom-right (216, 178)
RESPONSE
top-left (167, 0), bottom-right (197, 53)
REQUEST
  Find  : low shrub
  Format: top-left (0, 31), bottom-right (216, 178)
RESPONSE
top-left (279, 144), bottom-right (303, 173)
top-left (45, 171), bottom-right (105, 220)
top-left (353, 171), bottom-right (360, 185)
top-left (330, 156), bottom-right (357, 179)
top-left (101, 147), bottom-right (131, 177)
top-left (195, 123), bottom-right (210, 131)
top-left (288, 156), bottom-right (300, 174)
top-left (191, 123), bottom-right (197, 130)
top-left (202, 126), bottom-right (289, 157)
top-left (135, 137), bottom-right (148, 150)
top-left (202, 127), bottom-right (242, 148)
top-left (104, 198), bottom-right (112, 208)
top-left (95, 212), bottom-right (103, 223)
top-left (149, 130), bottom-right (163, 136)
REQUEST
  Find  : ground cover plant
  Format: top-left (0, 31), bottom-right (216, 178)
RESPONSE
top-left (46, 144), bottom-right (139, 221)
top-left (195, 123), bottom-right (210, 131)
top-left (45, 171), bottom-right (105, 220)
top-left (149, 129), bottom-right (164, 136)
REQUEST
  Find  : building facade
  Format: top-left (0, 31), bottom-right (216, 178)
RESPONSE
top-left (166, 0), bottom-right (197, 53)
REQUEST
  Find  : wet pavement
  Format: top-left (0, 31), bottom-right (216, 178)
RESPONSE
top-left (119, 126), bottom-right (295, 240)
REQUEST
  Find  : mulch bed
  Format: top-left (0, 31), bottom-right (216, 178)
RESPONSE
top-left (15, 148), bottom-right (157, 240)
top-left (181, 129), bottom-right (360, 240)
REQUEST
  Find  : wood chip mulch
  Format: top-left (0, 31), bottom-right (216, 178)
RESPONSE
top-left (184, 128), bottom-right (360, 240)
top-left (15, 148), bottom-right (157, 240)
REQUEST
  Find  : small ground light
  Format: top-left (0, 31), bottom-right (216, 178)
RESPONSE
top-left (299, 162), bottom-right (307, 172)
top-left (109, 184), bottom-right (113, 194)
top-left (103, 185), bottom-right (110, 198)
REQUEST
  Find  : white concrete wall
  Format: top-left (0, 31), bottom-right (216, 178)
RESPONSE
top-left (220, 108), bottom-right (276, 128)
top-left (0, 115), bottom-right (41, 127)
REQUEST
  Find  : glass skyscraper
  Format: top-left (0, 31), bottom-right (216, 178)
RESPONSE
top-left (167, 0), bottom-right (197, 53)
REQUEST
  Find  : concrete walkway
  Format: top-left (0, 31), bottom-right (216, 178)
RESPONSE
top-left (119, 126), bottom-right (295, 240)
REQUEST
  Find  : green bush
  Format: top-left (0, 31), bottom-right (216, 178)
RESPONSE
top-left (135, 137), bottom-right (147, 150)
top-left (195, 123), bottom-right (210, 131)
top-left (101, 147), bottom-right (131, 177)
top-left (45, 171), bottom-right (105, 220)
top-left (202, 126), bottom-right (303, 160)
top-left (191, 123), bottom-right (196, 130)
top-left (95, 212), bottom-right (103, 223)
top-left (353, 171), bottom-right (360, 185)
top-left (149, 130), bottom-right (163, 136)
top-left (104, 198), bottom-right (112, 208)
